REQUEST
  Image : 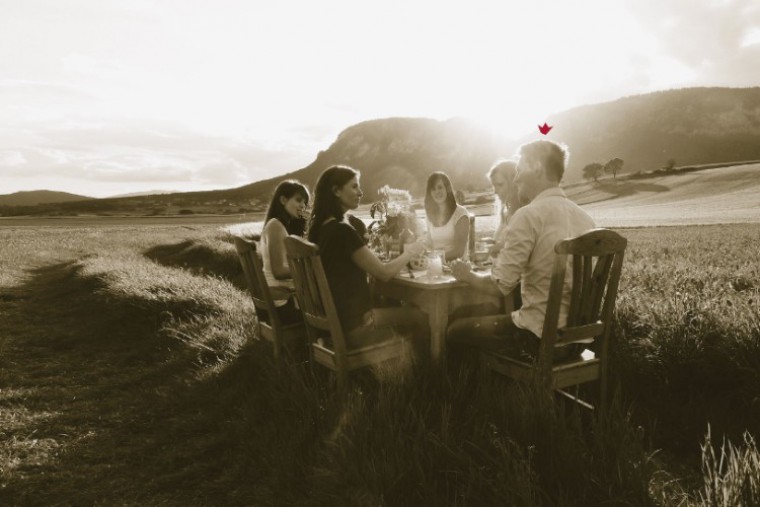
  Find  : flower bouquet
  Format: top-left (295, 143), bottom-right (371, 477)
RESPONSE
top-left (368, 185), bottom-right (421, 257)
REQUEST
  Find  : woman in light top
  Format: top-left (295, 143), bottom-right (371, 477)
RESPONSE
top-left (260, 180), bottom-right (310, 323)
top-left (424, 172), bottom-right (469, 261)
top-left (308, 165), bottom-right (428, 350)
top-left (486, 160), bottom-right (524, 257)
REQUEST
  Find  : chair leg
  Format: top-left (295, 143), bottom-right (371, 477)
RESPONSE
top-left (555, 387), bottom-right (594, 411)
top-left (599, 378), bottom-right (608, 414)
top-left (336, 368), bottom-right (348, 396)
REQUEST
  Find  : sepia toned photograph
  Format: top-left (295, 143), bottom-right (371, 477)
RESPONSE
top-left (2, 0), bottom-right (759, 505)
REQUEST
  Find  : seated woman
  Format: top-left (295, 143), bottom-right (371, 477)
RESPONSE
top-left (307, 165), bottom-right (429, 350)
top-left (424, 172), bottom-right (470, 261)
top-left (260, 179), bottom-right (310, 325)
top-left (486, 160), bottom-right (524, 257)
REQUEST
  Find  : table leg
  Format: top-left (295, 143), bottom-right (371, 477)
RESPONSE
top-left (429, 290), bottom-right (449, 363)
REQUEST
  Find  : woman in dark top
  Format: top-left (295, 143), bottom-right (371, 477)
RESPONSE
top-left (308, 165), bottom-right (429, 350)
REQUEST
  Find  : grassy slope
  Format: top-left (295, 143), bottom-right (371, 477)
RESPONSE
top-left (2, 222), bottom-right (760, 505)
top-left (0, 226), bottom-right (655, 506)
top-left (565, 163), bottom-right (760, 227)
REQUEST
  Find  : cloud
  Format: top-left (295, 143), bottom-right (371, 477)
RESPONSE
top-left (627, 0), bottom-right (760, 86)
top-left (0, 79), bottom-right (94, 100)
top-left (0, 150), bottom-right (27, 166)
top-left (0, 117), bottom-right (317, 190)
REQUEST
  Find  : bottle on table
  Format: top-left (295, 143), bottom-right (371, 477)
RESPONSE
top-left (399, 226), bottom-right (416, 254)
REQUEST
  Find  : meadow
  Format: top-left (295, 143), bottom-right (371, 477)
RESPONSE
top-left (1, 222), bottom-right (759, 505)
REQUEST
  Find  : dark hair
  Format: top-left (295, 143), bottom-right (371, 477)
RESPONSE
top-left (264, 180), bottom-right (310, 236)
top-left (307, 165), bottom-right (359, 243)
top-left (424, 171), bottom-right (457, 227)
top-left (517, 140), bottom-right (568, 182)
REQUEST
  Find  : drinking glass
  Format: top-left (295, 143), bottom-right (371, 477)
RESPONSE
top-left (427, 249), bottom-right (445, 278)
top-left (473, 241), bottom-right (490, 264)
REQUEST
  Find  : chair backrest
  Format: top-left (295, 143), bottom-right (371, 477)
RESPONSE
top-left (467, 214), bottom-right (476, 259)
top-left (540, 228), bottom-right (627, 357)
top-left (283, 236), bottom-right (348, 359)
top-left (232, 235), bottom-right (283, 332)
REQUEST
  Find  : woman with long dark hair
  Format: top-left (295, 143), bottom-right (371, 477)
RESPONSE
top-left (308, 165), bottom-right (428, 350)
top-left (260, 179), bottom-right (310, 323)
top-left (424, 171), bottom-right (469, 261)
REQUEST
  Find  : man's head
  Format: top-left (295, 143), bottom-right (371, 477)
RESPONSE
top-left (515, 140), bottom-right (568, 202)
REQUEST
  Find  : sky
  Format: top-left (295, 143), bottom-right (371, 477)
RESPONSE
top-left (1, 0), bottom-right (759, 198)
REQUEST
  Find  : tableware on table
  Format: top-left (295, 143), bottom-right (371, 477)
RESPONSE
top-left (473, 240), bottom-right (490, 264)
top-left (409, 253), bottom-right (428, 271)
top-left (427, 249), bottom-right (445, 278)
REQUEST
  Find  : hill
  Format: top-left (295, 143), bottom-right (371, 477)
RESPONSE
top-left (107, 190), bottom-right (181, 198)
top-left (5, 86), bottom-right (760, 218)
top-left (232, 117), bottom-right (511, 202)
top-left (546, 87), bottom-right (760, 182)
top-left (0, 190), bottom-right (93, 206)
top-left (152, 86), bottom-right (760, 202)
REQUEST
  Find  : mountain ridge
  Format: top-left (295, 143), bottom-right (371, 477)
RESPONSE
top-left (3, 86), bottom-right (760, 216)
top-left (0, 190), bottom-right (94, 206)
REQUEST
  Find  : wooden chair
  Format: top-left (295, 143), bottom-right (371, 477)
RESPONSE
top-left (233, 236), bottom-right (305, 361)
top-left (467, 214), bottom-right (476, 260)
top-left (480, 228), bottom-right (627, 411)
top-left (283, 235), bottom-right (410, 392)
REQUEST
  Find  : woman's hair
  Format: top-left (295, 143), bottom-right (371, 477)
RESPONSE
top-left (487, 160), bottom-right (521, 221)
top-left (307, 165), bottom-right (359, 243)
top-left (424, 171), bottom-right (457, 226)
top-left (264, 180), bottom-right (310, 236)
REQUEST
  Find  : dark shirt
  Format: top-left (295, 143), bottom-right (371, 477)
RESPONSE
top-left (317, 219), bottom-right (372, 331)
top-left (347, 213), bottom-right (368, 245)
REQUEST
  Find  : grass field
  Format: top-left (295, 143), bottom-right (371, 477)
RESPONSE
top-left (570, 163), bottom-right (760, 227)
top-left (1, 220), bottom-right (759, 505)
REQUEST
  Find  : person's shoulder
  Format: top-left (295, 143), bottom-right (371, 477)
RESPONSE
top-left (507, 201), bottom-right (541, 229)
top-left (452, 204), bottom-right (469, 220)
top-left (347, 213), bottom-right (367, 230)
top-left (324, 218), bottom-right (358, 236)
top-left (263, 217), bottom-right (287, 234)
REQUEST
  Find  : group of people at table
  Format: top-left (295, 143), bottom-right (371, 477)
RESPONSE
top-left (257, 139), bottom-right (595, 363)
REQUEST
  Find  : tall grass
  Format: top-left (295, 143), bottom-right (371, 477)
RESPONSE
top-left (612, 225), bottom-right (760, 458)
top-left (698, 428), bottom-right (760, 506)
top-left (2, 223), bottom-right (760, 504)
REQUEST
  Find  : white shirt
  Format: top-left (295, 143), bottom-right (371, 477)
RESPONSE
top-left (493, 206), bottom-right (511, 245)
top-left (491, 187), bottom-right (595, 338)
top-left (427, 204), bottom-right (469, 252)
top-left (260, 218), bottom-right (295, 307)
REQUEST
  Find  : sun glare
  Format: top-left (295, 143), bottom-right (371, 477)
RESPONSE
top-left (1, 0), bottom-right (752, 196)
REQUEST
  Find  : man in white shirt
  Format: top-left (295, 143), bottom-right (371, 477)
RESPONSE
top-left (449, 140), bottom-right (596, 362)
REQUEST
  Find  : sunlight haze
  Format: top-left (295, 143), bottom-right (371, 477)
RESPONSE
top-left (1, 0), bottom-right (758, 197)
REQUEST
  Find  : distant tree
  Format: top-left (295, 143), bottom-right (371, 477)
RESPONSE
top-left (455, 189), bottom-right (465, 204)
top-left (664, 158), bottom-right (677, 171)
top-left (582, 163), bottom-right (604, 182)
top-left (603, 158), bottom-right (624, 179)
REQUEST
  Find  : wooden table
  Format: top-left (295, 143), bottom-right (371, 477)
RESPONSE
top-left (373, 269), bottom-right (494, 362)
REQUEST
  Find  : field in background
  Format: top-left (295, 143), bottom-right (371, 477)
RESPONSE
top-left (0, 213), bottom-right (264, 228)
top-left (571, 162), bottom-right (760, 227)
top-left (1, 222), bottom-right (759, 505)
top-left (8, 162), bottom-right (757, 236)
